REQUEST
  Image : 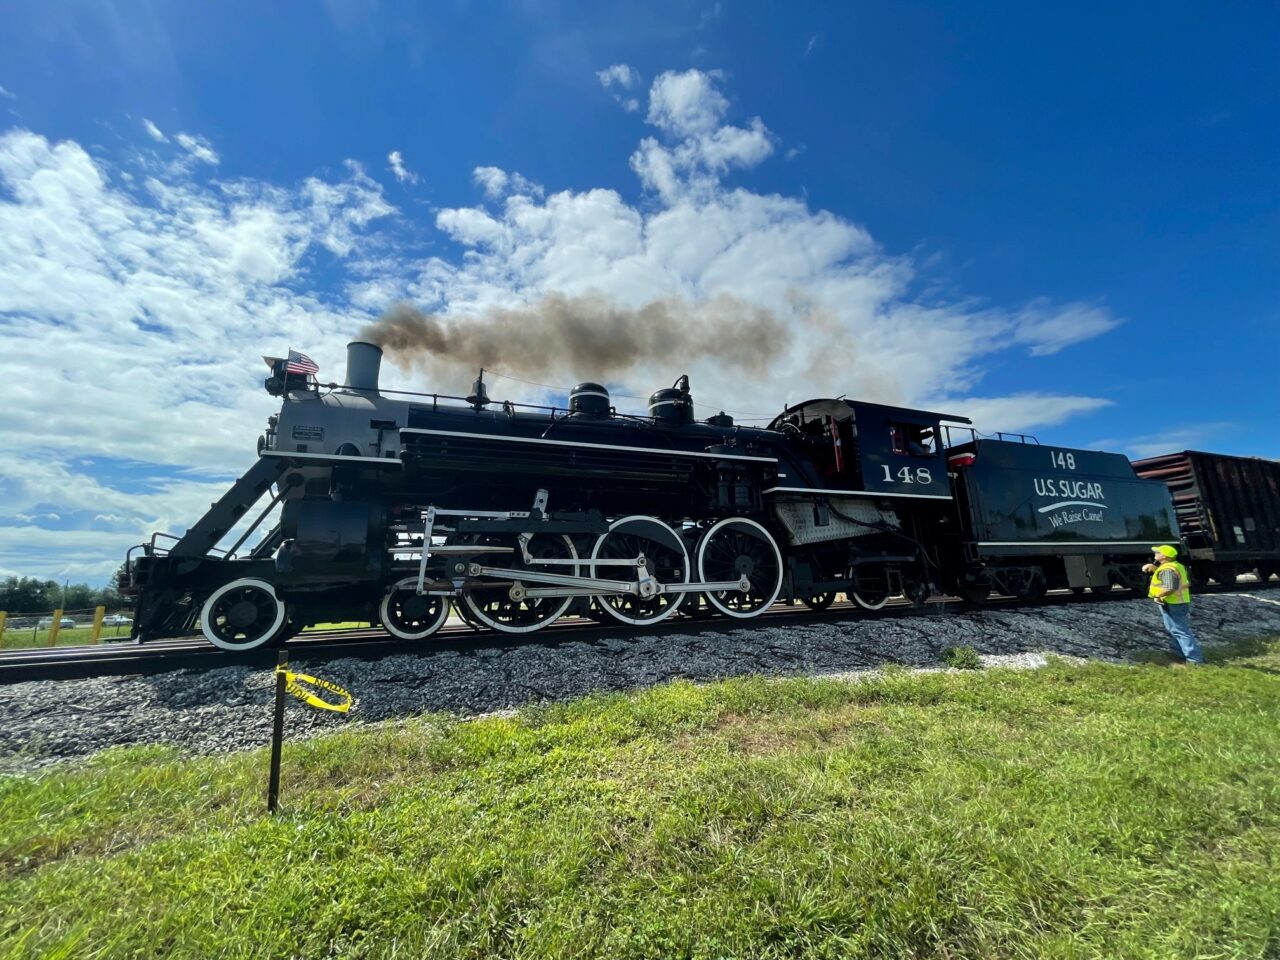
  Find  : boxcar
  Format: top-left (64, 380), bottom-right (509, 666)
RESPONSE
top-left (1132, 450), bottom-right (1280, 584)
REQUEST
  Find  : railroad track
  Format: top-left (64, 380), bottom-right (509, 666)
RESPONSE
top-left (1, 579), bottom-right (1272, 685)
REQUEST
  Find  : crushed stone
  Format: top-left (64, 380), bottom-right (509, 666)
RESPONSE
top-left (2, 593), bottom-right (1278, 774)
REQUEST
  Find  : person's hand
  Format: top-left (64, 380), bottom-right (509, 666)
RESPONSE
top-left (1141, 563), bottom-right (1155, 574)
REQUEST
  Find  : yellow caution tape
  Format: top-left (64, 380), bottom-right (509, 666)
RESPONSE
top-left (277, 668), bottom-right (353, 713)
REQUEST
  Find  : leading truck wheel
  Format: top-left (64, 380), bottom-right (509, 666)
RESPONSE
top-left (200, 578), bottom-right (288, 651)
top-left (380, 579), bottom-right (451, 640)
top-left (696, 518), bottom-right (783, 619)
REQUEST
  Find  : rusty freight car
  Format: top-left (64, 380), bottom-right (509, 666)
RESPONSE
top-left (1132, 450), bottom-right (1280, 585)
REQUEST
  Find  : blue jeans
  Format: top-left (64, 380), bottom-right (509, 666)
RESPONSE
top-left (1159, 602), bottom-right (1204, 664)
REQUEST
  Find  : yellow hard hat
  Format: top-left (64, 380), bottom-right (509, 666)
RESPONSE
top-left (1153, 545), bottom-right (1178, 558)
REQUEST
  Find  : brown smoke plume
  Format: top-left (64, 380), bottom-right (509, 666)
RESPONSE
top-left (359, 292), bottom-right (788, 385)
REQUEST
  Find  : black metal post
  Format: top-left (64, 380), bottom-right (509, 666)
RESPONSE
top-left (267, 650), bottom-right (288, 814)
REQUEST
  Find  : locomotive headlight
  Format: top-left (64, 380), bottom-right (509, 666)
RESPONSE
top-left (265, 375), bottom-right (285, 396)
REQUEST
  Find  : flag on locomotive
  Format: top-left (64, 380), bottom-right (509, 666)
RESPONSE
top-left (284, 350), bottom-right (319, 376)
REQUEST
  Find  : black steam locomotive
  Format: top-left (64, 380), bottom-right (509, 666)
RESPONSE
top-left (125, 341), bottom-right (1180, 650)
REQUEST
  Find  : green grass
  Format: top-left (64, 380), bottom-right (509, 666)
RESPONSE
top-left (0, 623), bottom-right (133, 650)
top-left (2, 640), bottom-right (1279, 959)
top-left (940, 645), bottom-right (982, 670)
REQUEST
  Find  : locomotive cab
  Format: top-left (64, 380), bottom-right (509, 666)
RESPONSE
top-left (768, 399), bottom-right (963, 499)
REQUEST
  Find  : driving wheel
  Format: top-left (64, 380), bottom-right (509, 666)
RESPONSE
top-left (462, 533), bottom-right (579, 634)
top-left (696, 518), bottom-right (783, 619)
top-left (590, 515), bottom-right (689, 626)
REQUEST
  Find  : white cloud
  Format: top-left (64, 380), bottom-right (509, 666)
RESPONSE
top-left (943, 394), bottom-right (1114, 437)
top-left (0, 85), bottom-right (16, 100)
top-left (174, 131), bottom-right (219, 165)
top-left (1090, 423), bottom-right (1239, 461)
top-left (142, 118), bottom-right (167, 143)
top-left (597, 63), bottom-right (640, 91)
top-left (646, 69), bottom-right (728, 137)
top-left (473, 165), bottom-right (508, 200)
top-left (629, 70), bottom-right (774, 203)
top-left (597, 64), bottom-right (642, 113)
top-left (471, 165), bottom-right (542, 201)
top-left (387, 149), bottom-right (419, 184)
top-left (1011, 299), bottom-right (1121, 356)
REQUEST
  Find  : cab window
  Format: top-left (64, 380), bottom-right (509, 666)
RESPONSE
top-left (890, 424), bottom-right (936, 457)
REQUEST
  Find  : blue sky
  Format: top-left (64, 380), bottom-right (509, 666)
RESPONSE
top-left (0, 0), bottom-right (1276, 583)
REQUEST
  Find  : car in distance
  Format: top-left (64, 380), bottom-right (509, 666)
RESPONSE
top-left (37, 617), bottom-right (76, 629)
top-left (103, 614), bottom-right (133, 626)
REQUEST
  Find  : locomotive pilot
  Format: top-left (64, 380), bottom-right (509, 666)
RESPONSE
top-left (1142, 545), bottom-right (1205, 665)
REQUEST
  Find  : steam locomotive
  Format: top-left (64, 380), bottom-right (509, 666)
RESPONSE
top-left (125, 341), bottom-right (1183, 650)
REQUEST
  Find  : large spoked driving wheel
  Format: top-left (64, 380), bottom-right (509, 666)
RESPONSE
top-left (380, 578), bottom-right (451, 640)
top-left (696, 518), bottom-right (783, 619)
top-left (590, 516), bottom-right (689, 626)
top-left (463, 534), bottom-right (578, 634)
top-left (200, 578), bottom-right (288, 651)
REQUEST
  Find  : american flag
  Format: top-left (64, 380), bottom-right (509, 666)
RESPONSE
top-left (284, 350), bottom-right (319, 376)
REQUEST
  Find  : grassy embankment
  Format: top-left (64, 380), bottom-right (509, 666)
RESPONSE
top-left (1, 640), bottom-right (1278, 959)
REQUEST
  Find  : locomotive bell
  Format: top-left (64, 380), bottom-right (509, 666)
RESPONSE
top-left (467, 369), bottom-right (491, 410)
top-left (569, 382), bottom-right (611, 418)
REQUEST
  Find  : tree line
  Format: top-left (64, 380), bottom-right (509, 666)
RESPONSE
top-left (0, 573), bottom-right (126, 614)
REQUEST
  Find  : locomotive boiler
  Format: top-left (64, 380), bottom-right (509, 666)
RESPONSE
top-left (124, 340), bottom-right (1182, 650)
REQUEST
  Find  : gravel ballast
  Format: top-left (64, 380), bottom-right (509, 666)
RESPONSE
top-left (3, 593), bottom-right (1279, 773)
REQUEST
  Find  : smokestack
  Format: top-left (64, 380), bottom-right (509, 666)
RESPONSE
top-left (345, 341), bottom-right (383, 395)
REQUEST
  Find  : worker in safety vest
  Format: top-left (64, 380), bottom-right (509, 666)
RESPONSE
top-left (1141, 545), bottom-right (1205, 665)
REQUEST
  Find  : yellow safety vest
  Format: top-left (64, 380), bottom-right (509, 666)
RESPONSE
top-left (1148, 561), bottom-right (1191, 604)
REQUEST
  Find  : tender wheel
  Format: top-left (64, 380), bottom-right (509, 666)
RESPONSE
top-left (802, 591), bottom-right (837, 612)
top-left (852, 568), bottom-right (890, 611)
top-left (1015, 568), bottom-right (1049, 600)
top-left (1210, 564), bottom-right (1240, 585)
top-left (696, 518), bottom-right (784, 619)
top-left (463, 534), bottom-right (578, 634)
top-left (590, 516), bottom-right (689, 626)
top-left (954, 577), bottom-right (991, 606)
top-left (380, 578), bottom-right (451, 640)
top-left (200, 578), bottom-right (288, 651)
top-left (901, 574), bottom-right (932, 608)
